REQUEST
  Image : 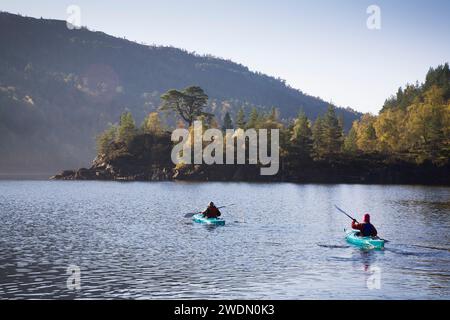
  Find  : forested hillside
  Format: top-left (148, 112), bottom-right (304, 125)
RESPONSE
top-left (345, 63), bottom-right (450, 165)
top-left (0, 12), bottom-right (360, 172)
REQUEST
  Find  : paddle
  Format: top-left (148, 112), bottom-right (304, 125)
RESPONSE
top-left (183, 204), bottom-right (235, 218)
top-left (334, 205), bottom-right (358, 222)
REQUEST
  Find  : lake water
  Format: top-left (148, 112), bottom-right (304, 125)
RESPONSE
top-left (0, 180), bottom-right (449, 299)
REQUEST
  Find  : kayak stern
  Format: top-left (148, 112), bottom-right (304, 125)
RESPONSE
top-left (193, 213), bottom-right (225, 226)
top-left (345, 230), bottom-right (385, 249)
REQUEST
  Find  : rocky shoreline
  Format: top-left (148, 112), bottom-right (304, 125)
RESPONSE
top-left (50, 155), bottom-right (172, 181)
top-left (51, 154), bottom-right (450, 185)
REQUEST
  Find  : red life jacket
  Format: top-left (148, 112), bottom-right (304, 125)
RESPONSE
top-left (352, 220), bottom-right (377, 237)
top-left (205, 206), bottom-right (220, 218)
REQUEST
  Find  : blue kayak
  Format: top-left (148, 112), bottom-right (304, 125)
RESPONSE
top-left (345, 230), bottom-right (384, 249)
top-left (193, 213), bottom-right (225, 226)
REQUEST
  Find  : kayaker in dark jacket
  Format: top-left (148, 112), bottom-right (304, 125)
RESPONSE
top-left (203, 202), bottom-right (221, 218)
top-left (352, 213), bottom-right (378, 237)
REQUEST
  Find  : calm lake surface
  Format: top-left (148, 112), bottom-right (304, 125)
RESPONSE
top-left (0, 180), bottom-right (449, 299)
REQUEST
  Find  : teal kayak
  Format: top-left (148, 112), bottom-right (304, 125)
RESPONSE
top-left (345, 230), bottom-right (384, 249)
top-left (193, 213), bottom-right (225, 226)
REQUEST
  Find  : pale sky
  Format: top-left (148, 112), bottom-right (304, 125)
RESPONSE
top-left (1, 0), bottom-right (449, 114)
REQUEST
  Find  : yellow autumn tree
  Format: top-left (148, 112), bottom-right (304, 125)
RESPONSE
top-left (353, 114), bottom-right (378, 153)
top-left (404, 93), bottom-right (449, 165)
top-left (373, 108), bottom-right (407, 153)
top-left (142, 112), bottom-right (164, 135)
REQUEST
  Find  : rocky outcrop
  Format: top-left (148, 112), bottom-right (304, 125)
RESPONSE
top-left (51, 154), bottom-right (173, 181)
top-left (50, 170), bottom-right (76, 180)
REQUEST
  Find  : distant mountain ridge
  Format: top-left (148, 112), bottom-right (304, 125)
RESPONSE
top-left (0, 12), bottom-right (361, 172)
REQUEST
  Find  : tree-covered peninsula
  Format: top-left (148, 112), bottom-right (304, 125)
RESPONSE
top-left (52, 64), bottom-right (450, 185)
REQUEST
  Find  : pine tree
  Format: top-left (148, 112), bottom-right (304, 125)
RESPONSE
top-left (236, 108), bottom-right (246, 129)
top-left (96, 125), bottom-right (117, 155)
top-left (222, 112), bottom-right (234, 130)
top-left (159, 86), bottom-right (211, 126)
top-left (118, 111), bottom-right (137, 144)
top-left (246, 107), bottom-right (260, 129)
top-left (291, 111), bottom-right (312, 156)
top-left (261, 107), bottom-right (283, 130)
top-left (322, 105), bottom-right (344, 155)
top-left (312, 116), bottom-right (326, 158)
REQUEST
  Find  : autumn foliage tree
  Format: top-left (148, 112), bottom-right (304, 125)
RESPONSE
top-left (142, 112), bottom-right (164, 136)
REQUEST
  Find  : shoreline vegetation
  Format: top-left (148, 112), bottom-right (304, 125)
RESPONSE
top-left (52, 64), bottom-right (450, 186)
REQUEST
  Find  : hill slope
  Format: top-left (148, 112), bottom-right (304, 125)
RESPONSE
top-left (0, 12), bottom-right (360, 172)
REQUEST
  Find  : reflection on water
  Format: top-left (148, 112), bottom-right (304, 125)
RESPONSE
top-left (0, 181), bottom-right (449, 299)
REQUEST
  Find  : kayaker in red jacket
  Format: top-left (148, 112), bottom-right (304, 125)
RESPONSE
top-left (202, 202), bottom-right (221, 218)
top-left (352, 213), bottom-right (378, 237)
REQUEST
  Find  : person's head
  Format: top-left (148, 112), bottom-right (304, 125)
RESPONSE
top-left (363, 213), bottom-right (371, 223)
top-left (208, 201), bottom-right (215, 207)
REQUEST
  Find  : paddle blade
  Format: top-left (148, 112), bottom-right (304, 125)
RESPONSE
top-left (184, 212), bottom-right (201, 218)
top-left (217, 204), bottom-right (235, 209)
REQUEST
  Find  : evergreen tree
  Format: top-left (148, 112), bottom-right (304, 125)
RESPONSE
top-left (160, 86), bottom-right (211, 126)
top-left (246, 107), bottom-right (260, 129)
top-left (222, 112), bottom-right (234, 130)
top-left (322, 105), bottom-right (344, 155)
top-left (235, 107), bottom-right (246, 129)
top-left (338, 115), bottom-right (345, 138)
top-left (424, 63), bottom-right (450, 100)
top-left (291, 111), bottom-right (312, 156)
top-left (118, 111), bottom-right (137, 144)
top-left (96, 125), bottom-right (117, 155)
top-left (312, 116), bottom-right (326, 158)
top-left (262, 107), bottom-right (283, 130)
